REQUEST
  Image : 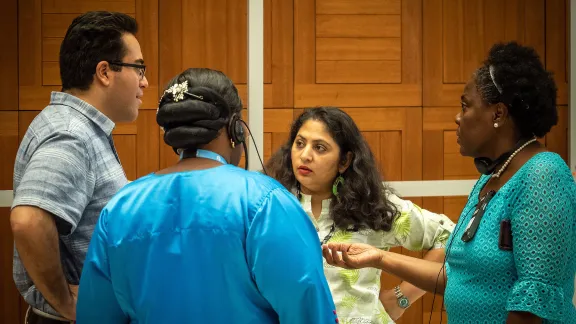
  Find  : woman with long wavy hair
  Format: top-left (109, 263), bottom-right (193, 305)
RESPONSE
top-left (265, 107), bottom-right (455, 323)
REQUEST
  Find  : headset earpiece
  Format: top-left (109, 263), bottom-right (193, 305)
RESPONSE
top-left (228, 113), bottom-right (245, 146)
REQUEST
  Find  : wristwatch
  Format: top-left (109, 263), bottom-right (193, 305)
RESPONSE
top-left (393, 285), bottom-right (410, 309)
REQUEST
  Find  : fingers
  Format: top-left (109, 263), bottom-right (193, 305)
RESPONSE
top-left (322, 245), bottom-right (334, 264)
top-left (325, 242), bottom-right (351, 253)
top-left (321, 244), bottom-right (351, 269)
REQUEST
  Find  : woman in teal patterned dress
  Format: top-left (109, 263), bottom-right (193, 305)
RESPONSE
top-left (323, 42), bottom-right (576, 324)
top-left (265, 107), bottom-right (455, 323)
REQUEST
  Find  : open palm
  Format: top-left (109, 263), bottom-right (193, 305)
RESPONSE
top-left (322, 242), bottom-right (384, 270)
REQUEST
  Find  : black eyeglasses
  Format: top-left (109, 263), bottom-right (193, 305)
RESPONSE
top-left (108, 62), bottom-right (146, 80)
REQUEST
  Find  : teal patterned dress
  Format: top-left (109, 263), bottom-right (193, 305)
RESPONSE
top-left (444, 152), bottom-right (576, 323)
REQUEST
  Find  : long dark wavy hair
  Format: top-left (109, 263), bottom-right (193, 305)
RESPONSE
top-left (265, 107), bottom-right (399, 232)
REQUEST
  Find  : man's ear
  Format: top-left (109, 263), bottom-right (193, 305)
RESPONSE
top-left (94, 61), bottom-right (112, 86)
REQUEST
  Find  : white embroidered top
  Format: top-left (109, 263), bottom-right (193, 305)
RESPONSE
top-left (299, 192), bottom-right (455, 324)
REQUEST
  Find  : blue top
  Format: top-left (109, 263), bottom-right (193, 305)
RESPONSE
top-left (444, 152), bottom-right (576, 323)
top-left (76, 160), bottom-right (338, 323)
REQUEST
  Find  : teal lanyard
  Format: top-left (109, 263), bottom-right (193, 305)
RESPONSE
top-left (180, 149), bottom-right (228, 165)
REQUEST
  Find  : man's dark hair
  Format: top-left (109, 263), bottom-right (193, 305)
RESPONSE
top-left (59, 11), bottom-right (138, 91)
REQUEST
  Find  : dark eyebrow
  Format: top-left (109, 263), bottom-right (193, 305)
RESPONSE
top-left (296, 134), bottom-right (332, 148)
top-left (134, 59), bottom-right (145, 65)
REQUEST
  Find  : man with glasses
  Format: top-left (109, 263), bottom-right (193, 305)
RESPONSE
top-left (9, 11), bottom-right (148, 323)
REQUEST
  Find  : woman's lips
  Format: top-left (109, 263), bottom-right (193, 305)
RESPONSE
top-left (297, 166), bottom-right (312, 176)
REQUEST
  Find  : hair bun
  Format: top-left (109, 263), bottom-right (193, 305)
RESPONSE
top-left (163, 125), bottom-right (220, 151)
top-left (157, 86), bottom-right (231, 152)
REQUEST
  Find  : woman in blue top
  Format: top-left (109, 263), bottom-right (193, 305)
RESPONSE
top-left (322, 41), bottom-right (576, 324)
top-left (76, 68), bottom-right (338, 323)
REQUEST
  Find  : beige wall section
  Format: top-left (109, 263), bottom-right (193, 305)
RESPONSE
top-left (0, 0), bottom-right (571, 322)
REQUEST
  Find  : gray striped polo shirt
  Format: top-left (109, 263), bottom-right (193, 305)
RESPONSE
top-left (12, 91), bottom-right (128, 316)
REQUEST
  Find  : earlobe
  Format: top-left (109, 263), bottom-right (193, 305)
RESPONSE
top-left (492, 103), bottom-right (508, 125)
top-left (95, 61), bottom-right (111, 86)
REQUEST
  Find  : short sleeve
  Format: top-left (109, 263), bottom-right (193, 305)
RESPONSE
top-left (506, 162), bottom-right (575, 321)
top-left (12, 131), bottom-right (95, 234)
top-left (77, 208), bottom-right (127, 323)
top-left (384, 193), bottom-right (456, 251)
top-left (246, 188), bottom-right (339, 324)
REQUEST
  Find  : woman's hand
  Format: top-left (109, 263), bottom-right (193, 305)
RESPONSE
top-left (322, 242), bottom-right (385, 269)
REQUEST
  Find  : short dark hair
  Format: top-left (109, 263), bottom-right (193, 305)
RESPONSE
top-left (156, 68), bottom-right (243, 153)
top-left (59, 11), bottom-right (138, 91)
top-left (265, 107), bottom-right (399, 232)
top-left (474, 41), bottom-right (558, 138)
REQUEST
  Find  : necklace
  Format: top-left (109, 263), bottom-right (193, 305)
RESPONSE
top-left (491, 137), bottom-right (537, 178)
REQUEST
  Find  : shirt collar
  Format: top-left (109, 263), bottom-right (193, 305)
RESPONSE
top-left (298, 192), bottom-right (332, 216)
top-left (49, 91), bottom-right (115, 136)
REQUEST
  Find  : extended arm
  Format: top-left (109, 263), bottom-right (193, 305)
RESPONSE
top-left (323, 242), bottom-right (447, 295)
top-left (380, 196), bottom-right (454, 311)
top-left (380, 248), bottom-right (446, 310)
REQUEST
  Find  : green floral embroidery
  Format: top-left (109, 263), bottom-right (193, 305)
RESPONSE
top-left (339, 294), bottom-right (360, 309)
top-left (377, 310), bottom-right (392, 323)
top-left (330, 230), bottom-right (353, 243)
top-left (436, 231), bottom-right (450, 247)
top-left (339, 269), bottom-right (360, 286)
top-left (341, 319), bottom-right (353, 324)
top-left (372, 272), bottom-right (381, 286)
top-left (393, 211), bottom-right (411, 241)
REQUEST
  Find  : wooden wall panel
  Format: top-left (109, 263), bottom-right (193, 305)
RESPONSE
top-left (1, 1), bottom-right (571, 324)
top-left (294, 0), bottom-right (422, 108)
top-left (424, 0), bottom-right (547, 107)
top-left (0, 0), bottom-right (23, 321)
top-left (136, 0), bottom-right (160, 109)
top-left (159, 0), bottom-right (292, 109)
top-left (0, 0), bottom-right (18, 111)
top-left (546, 0), bottom-right (569, 105)
top-left (158, 0), bottom-right (294, 172)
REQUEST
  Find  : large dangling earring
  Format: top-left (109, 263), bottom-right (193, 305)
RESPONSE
top-left (332, 173), bottom-right (345, 202)
top-left (230, 139), bottom-right (236, 148)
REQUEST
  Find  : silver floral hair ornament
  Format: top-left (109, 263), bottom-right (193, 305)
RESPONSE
top-left (157, 80), bottom-right (207, 132)
top-left (159, 80), bottom-right (204, 104)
